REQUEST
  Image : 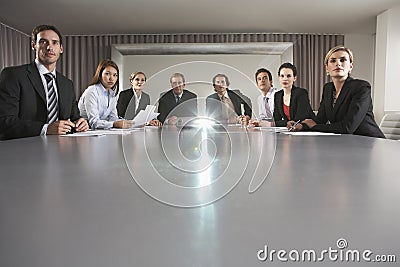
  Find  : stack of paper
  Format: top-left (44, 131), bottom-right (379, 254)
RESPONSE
top-left (130, 105), bottom-right (159, 128)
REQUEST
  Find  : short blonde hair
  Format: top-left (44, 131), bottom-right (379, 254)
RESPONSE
top-left (324, 46), bottom-right (354, 65)
top-left (129, 71), bottom-right (146, 82)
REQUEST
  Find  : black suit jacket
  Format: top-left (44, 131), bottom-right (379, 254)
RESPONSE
top-left (117, 89), bottom-right (150, 120)
top-left (157, 89), bottom-right (198, 123)
top-left (312, 77), bottom-right (384, 138)
top-left (273, 86), bottom-right (315, 127)
top-left (206, 89), bottom-right (252, 119)
top-left (0, 62), bottom-right (80, 140)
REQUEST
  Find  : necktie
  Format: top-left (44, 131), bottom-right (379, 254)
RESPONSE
top-left (221, 96), bottom-right (236, 123)
top-left (264, 96), bottom-right (272, 118)
top-left (176, 96), bottom-right (181, 104)
top-left (44, 73), bottom-right (58, 124)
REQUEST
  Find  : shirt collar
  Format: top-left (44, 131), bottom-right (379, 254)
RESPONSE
top-left (96, 83), bottom-right (115, 97)
top-left (134, 90), bottom-right (142, 100)
top-left (219, 90), bottom-right (229, 99)
top-left (35, 59), bottom-right (56, 78)
top-left (262, 87), bottom-right (280, 97)
top-left (174, 91), bottom-right (183, 98)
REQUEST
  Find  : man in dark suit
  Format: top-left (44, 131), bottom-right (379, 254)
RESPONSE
top-left (157, 73), bottom-right (197, 124)
top-left (206, 74), bottom-right (252, 124)
top-left (0, 24), bottom-right (88, 140)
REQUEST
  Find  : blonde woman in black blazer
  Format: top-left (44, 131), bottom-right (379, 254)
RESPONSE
top-left (273, 63), bottom-right (315, 127)
top-left (117, 71), bottom-right (161, 126)
top-left (289, 46), bottom-right (384, 138)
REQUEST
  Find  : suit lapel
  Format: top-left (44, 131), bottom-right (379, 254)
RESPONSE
top-left (332, 77), bottom-right (352, 115)
top-left (289, 87), bottom-right (296, 119)
top-left (180, 90), bottom-right (188, 102)
top-left (275, 90), bottom-right (284, 118)
top-left (138, 93), bottom-right (148, 113)
top-left (324, 83), bottom-right (335, 119)
top-left (27, 63), bottom-right (46, 104)
top-left (55, 73), bottom-right (66, 118)
top-left (169, 90), bottom-right (177, 106)
top-left (227, 90), bottom-right (240, 114)
top-left (124, 90), bottom-right (137, 119)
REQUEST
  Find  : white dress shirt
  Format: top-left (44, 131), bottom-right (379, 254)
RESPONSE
top-left (78, 83), bottom-right (118, 129)
top-left (257, 87), bottom-right (280, 119)
top-left (35, 59), bottom-right (58, 135)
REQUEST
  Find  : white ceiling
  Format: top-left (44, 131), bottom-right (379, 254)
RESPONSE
top-left (1, 0), bottom-right (399, 35)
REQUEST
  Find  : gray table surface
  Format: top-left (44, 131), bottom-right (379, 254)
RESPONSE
top-left (0, 125), bottom-right (399, 266)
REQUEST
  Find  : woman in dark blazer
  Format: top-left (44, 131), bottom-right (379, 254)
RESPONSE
top-left (273, 63), bottom-right (315, 127)
top-left (117, 71), bottom-right (161, 126)
top-left (290, 46), bottom-right (384, 138)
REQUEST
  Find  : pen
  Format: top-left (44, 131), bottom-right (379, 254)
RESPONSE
top-left (289, 120), bottom-right (301, 132)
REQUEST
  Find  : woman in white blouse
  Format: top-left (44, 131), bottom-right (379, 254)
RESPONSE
top-left (78, 59), bottom-right (134, 129)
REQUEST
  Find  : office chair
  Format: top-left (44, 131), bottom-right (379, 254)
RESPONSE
top-left (379, 113), bottom-right (400, 140)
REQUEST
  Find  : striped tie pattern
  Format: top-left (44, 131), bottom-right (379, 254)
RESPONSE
top-left (44, 73), bottom-right (58, 123)
top-left (264, 96), bottom-right (272, 118)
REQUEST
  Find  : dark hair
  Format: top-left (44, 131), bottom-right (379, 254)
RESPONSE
top-left (89, 59), bottom-right (120, 94)
top-left (31, 25), bottom-right (63, 45)
top-left (255, 68), bottom-right (273, 82)
top-left (278, 62), bottom-right (297, 77)
top-left (212, 73), bottom-right (230, 87)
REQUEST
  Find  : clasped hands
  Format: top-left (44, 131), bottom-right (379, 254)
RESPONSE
top-left (237, 115), bottom-right (251, 125)
top-left (47, 118), bottom-right (89, 135)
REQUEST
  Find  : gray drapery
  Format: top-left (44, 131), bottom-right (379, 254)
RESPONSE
top-left (0, 23), bottom-right (32, 72)
top-left (1, 23), bottom-right (343, 109)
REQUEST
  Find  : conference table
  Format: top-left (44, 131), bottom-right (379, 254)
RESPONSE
top-left (0, 123), bottom-right (399, 266)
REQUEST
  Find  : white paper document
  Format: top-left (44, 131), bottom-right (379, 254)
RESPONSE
top-left (256, 127), bottom-right (288, 132)
top-left (281, 131), bottom-right (341, 136)
top-left (130, 105), bottom-right (159, 128)
top-left (61, 131), bottom-right (105, 137)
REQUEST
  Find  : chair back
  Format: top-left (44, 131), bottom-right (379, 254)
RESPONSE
top-left (380, 113), bottom-right (400, 140)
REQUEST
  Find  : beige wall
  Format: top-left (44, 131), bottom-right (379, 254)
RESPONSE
top-left (374, 5), bottom-right (400, 123)
top-left (121, 54), bottom-right (282, 117)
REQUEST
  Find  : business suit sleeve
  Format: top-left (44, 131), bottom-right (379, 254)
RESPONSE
top-left (143, 93), bottom-right (150, 107)
top-left (58, 77), bottom-right (80, 122)
top-left (0, 67), bottom-right (44, 139)
top-left (242, 94), bottom-right (252, 117)
top-left (206, 94), bottom-right (221, 118)
top-left (192, 93), bottom-right (198, 116)
top-left (314, 86), bottom-right (329, 125)
top-left (312, 81), bottom-right (373, 134)
top-left (273, 91), bottom-right (286, 127)
top-left (157, 95), bottom-right (168, 123)
top-left (292, 89), bottom-right (315, 122)
top-left (117, 90), bottom-right (130, 118)
top-left (135, 92), bottom-right (150, 118)
top-left (181, 91), bottom-right (197, 117)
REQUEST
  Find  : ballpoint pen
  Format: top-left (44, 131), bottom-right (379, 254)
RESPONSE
top-left (289, 120), bottom-right (301, 132)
